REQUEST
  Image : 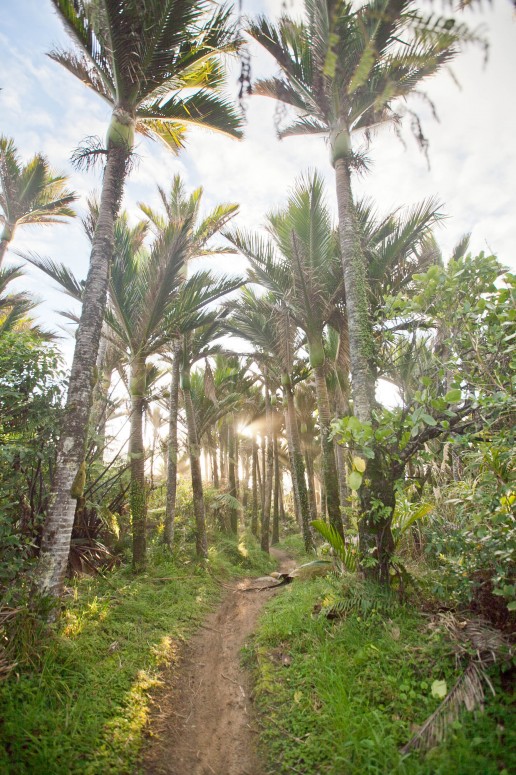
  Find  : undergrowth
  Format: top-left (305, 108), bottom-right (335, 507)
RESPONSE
top-left (250, 574), bottom-right (515, 775)
top-left (0, 531), bottom-right (273, 774)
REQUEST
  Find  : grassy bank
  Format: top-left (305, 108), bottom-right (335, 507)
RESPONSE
top-left (0, 532), bottom-right (274, 775)
top-left (250, 573), bottom-right (515, 775)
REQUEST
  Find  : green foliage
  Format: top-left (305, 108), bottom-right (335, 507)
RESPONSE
top-left (424, 433), bottom-right (516, 612)
top-left (251, 577), bottom-right (515, 775)
top-left (311, 519), bottom-right (358, 572)
top-left (0, 331), bottom-right (65, 588)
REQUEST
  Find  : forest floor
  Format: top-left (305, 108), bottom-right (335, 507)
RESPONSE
top-left (141, 547), bottom-right (296, 775)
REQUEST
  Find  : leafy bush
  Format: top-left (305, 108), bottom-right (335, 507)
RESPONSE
top-left (0, 331), bottom-right (65, 590)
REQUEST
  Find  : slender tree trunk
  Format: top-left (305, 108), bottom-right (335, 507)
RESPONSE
top-left (208, 429), bottom-right (219, 488)
top-left (260, 435), bottom-right (266, 512)
top-left (272, 430), bottom-right (280, 545)
top-left (183, 366), bottom-right (208, 559)
top-left (0, 224), bottom-right (13, 269)
top-left (242, 446), bottom-right (250, 512)
top-left (334, 156), bottom-right (375, 422)
top-left (130, 356), bottom-right (147, 571)
top-left (279, 478), bottom-right (286, 524)
top-left (251, 440), bottom-right (259, 538)
top-left (313, 362), bottom-right (343, 538)
top-left (284, 386), bottom-right (314, 552)
top-left (304, 447), bottom-right (318, 523)
top-left (261, 379), bottom-right (273, 554)
top-left (164, 348), bottom-right (180, 549)
top-left (36, 142), bottom-right (130, 596)
top-left (334, 152), bottom-right (395, 582)
top-left (283, 405), bottom-right (301, 528)
top-left (228, 416), bottom-right (238, 534)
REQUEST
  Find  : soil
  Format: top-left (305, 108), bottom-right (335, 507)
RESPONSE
top-left (141, 547), bottom-right (296, 775)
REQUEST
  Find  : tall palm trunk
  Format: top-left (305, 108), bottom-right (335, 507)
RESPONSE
top-left (334, 154), bottom-right (395, 583)
top-left (261, 379), bottom-right (273, 554)
top-left (283, 385), bottom-right (314, 552)
top-left (251, 440), bottom-right (259, 538)
top-left (304, 446), bottom-right (318, 523)
top-left (334, 157), bottom-right (375, 421)
top-left (129, 355), bottom-right (147, 571)
top-left (182, 364), bottom-right (208, 559)
top-left (272, 430), bottom-right (280, 545)
top-left (312, 357), bottom-right (343, 538)
top-left (164, 348), bottom-right (180, 549)
top-left (208, 429), bottom-right (219, 488)
top-left (228, 416), bottom-right (238, 533)
top-left (37, 142), bottom-right (130, 596)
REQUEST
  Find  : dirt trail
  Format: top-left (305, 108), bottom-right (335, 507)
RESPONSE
top-left (142, 547), bottom-right (296, 775)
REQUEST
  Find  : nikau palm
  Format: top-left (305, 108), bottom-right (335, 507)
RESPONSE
top-left (226, 288), bottom-right (315, 552)
top-left (0, 136), bottom-right (76, 268)
top-left (38, 0), bottom-right (243, 595)
top-left (249, 0), bottom-right (462, 581)
top-left (226, 172), bottom-right (346, 538)
top-left (138, 176), bottom-right (238, 550)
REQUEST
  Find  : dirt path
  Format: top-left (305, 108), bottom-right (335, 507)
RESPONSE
top-left (142, 547), bottom-right (296, 775)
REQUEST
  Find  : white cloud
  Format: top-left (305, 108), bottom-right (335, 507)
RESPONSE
top-left (1, 0), bottom-right (515, 367)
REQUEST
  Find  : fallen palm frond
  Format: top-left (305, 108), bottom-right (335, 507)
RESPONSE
top-left (401, 662), bottom-right (488, 754)
top-left (402, 613), bottom-right (512, 754)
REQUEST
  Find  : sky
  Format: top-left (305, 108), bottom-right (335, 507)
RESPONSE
top-left (1, 0), bottom-right (515, 367)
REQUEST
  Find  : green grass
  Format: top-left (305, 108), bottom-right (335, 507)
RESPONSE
top-left (0, 531), bottom-right (274, 775)
top-left (250, 574), bottom-right (515, 775)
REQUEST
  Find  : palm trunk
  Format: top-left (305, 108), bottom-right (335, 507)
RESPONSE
top-left (251, 440), bottom-right (259, 538)
top-left (183, 365), bottom-right (208, 559)
top-left (304, 447), bottom-right (318, 523)
top-left (164, 348), bottom-right (180, 549)
top-left (36, 142), bottom-right (130, 596)
top-left (130, 355), bottom-right (147, 571)
top-left (261, 378), bottom-right (273, 554)
top-left (228, 416), bottom-right (238, 534)
top-left (284, 385), bottom-right (314, 552)
top-left (208, 429), bottom-right (219, 488)
top-left (334, 152), bottom-right (394, 581)
top-left (272, 429), bottom-right (280, 545)
top-left (260, 436), bottom-right (266, 512)
top-left (0, 224), bottom-right (13, 269)
top-left (312, 360), bottom-right (343, 538)
top-left (334, 156), bottom-right (375, 422)
top-left (242, 446), bottom-right (250, 512)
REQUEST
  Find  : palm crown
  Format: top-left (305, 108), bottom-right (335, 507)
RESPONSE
top-left (0, 136), bottom-right (76, 265)
top-left (51, 0), bottom-right (244, 151)
top-left (248, 0), bottom-right (463, 163)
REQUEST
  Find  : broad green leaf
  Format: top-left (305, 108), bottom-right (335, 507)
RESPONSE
top-left (421, 413), bottom-right (437, 426)
top-left (348, 470), bottom-right (363, 491)
top-left (445, 389), bottom-right (462, 403)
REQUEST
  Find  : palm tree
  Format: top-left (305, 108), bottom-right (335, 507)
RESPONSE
top-left (39, 0), bottom-right (243, 595)
top-left (0, 136), bottom-right (76, 268)
top-left (179, 315), bottom-right (242, 558)
top-left (0, 265), bottom-right (53, 339)
top-left (226, 287), bottom-right (315, 552)
top-left (138, 176), bottom-right (239, 549)
top-left (248, 0), bottom-right (464, 581)
top-left (226, 172), bottom-right (346, 539)
top-left (249, 0), bottom-right (461, 421)
top-left (27, 213), bottom-right (241, 569)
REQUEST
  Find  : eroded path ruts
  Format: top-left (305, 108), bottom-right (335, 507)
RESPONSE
top-left (142, 547), bottom-right (296, 775)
